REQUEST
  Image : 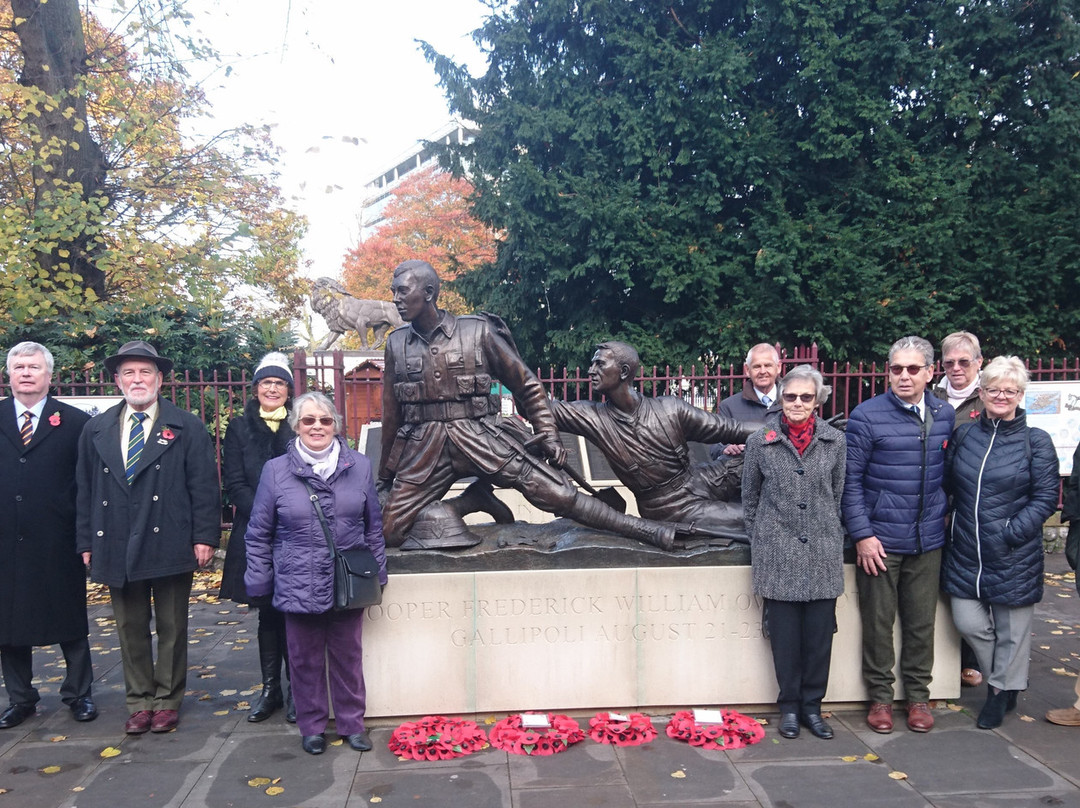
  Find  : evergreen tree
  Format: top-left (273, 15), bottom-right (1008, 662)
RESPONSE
top-left (425, 0), bottom-right (1080, 367)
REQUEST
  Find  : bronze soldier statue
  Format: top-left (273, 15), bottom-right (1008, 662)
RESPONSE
top-left (552, 341), bottom-right (756, 543)
top-left (379, 260), bottom-right (678, 551)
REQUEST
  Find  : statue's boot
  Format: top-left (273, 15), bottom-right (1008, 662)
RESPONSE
top-left (447, 480), bottom-right (515, 524)
top-left (563, 492), bottom-right (675, 551)
top-left (400, 501), bottom-right (484, 551)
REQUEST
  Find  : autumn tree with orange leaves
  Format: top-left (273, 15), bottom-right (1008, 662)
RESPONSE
top-left (341, 166), bottom-right (497, 316)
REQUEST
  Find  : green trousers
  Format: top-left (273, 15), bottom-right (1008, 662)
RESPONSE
top-left (110, 572), bottom-right (193, 712)
top-left (856, 549), bottom-right (941, 704)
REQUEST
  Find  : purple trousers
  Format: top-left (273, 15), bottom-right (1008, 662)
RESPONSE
top-left (284, 609), bottom-right (367, 736)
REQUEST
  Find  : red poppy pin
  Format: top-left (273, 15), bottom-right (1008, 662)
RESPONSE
top-left (764, 430), bottom-right (778, 442)
top-left (160, 428), bottom-right (175, 441)
top-left (969, 410), bottom-right (978, 419)
top-left (942, 438), bottom-right (948, 449)
top-left (48, 412), bottom-right (61, 427)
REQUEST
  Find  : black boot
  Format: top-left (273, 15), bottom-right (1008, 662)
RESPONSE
top-left (976, 687), bottom-right (1009, 730)
top-left (448, 480), bottom-right (515, 524)
top-left (285, 687), bottom-right (296, 724)
top-left (248, 617), bottom-right (284, 723)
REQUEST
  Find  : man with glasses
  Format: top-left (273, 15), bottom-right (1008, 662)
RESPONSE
top-left (842, 336), bottom-right (954, 734)
top-left (933, 332), bottom-right (986, 689)
top-left (76, 341), bottom-right (219, 735)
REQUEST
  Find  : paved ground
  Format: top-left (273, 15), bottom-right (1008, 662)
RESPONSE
top-left (2, 554), bottom-right (1079, 808)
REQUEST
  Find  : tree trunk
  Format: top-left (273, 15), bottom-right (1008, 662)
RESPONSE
top-left (11, 0), bottom-right (107, 297)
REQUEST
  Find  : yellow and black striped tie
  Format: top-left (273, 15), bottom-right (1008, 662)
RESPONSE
top-left (19, 411), bottom-right (32, 446)
top-left (125, 412), bottom-right (147, 484)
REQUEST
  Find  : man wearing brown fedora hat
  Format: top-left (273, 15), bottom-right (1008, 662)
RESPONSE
top-left (76, 341), bottom-right (220, 735)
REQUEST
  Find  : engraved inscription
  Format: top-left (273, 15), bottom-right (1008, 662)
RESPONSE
top-left (366, 589), bottom-right (767, 645)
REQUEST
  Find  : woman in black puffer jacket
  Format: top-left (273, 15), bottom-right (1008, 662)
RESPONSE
top-left (221, 353), bottom-right (296, 722)
top-left (943, 356), bottom-right (1059, 730)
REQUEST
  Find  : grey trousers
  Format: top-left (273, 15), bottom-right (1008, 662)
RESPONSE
top-left (950, 597), bottom-right (1034, 692)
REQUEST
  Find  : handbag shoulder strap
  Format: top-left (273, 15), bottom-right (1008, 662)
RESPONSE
top-left (301, 478), bottom-right (337, 559)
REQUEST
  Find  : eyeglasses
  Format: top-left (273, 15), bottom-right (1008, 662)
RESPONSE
top-left (942, 358), bottom-right (973, 369)
top-left (889, 364), bottom-right (929, 376)
top-left (299, 415), bottom-right (335, 427)
top-left (984, 387), bottom-right (1020, 400)
top-left (782, 393), bottom-right (816, 403)
top-left (258, 379), bottom-right (288, 389)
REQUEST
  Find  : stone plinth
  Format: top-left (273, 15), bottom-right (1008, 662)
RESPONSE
top-left (362, 527), bottom-right (960, 717)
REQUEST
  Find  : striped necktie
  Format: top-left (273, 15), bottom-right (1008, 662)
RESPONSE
top-left (19, 411), bottom-right (32, 446)
top-left (126, 412), bottom-right (147, 484)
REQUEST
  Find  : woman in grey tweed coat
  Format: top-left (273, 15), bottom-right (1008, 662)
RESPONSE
top-left (742, 364), bottom-right (846, 740)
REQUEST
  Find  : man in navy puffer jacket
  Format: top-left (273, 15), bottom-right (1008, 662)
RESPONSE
top-left (843, 336), bottom-right (954, 734)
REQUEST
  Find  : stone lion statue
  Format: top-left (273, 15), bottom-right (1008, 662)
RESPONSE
top-left (310, 277), bottom-right (403, 350)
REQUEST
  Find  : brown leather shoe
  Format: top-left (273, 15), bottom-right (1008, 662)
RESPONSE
top-left (150, 709), bottom-right (179, 733)
top-left (125, 710), bottom-right (153, 734)
top-left (1046, 707), bottom-right (1080, 726)
top-left (906, 702), bottom-right (934, 732)
top-left (961, 668), bottom-right (983, 687)
top-left (867, 702), bottom-right (893, 733)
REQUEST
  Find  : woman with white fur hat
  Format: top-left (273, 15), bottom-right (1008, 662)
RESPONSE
top-left (220, 352), bottom-right (297, 722)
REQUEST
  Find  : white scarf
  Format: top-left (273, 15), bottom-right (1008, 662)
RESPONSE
top-left (295, 438), bottom-right (340, 480)
top-left (944, 375), bottom-right (980, 408)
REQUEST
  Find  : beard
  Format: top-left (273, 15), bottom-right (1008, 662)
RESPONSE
top-left (123, 386), bottom-right (159, 408)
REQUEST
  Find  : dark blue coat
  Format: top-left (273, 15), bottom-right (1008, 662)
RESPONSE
top-left (842, 390), bottom-right (954, 554)
top-left (942, 411), bottom-right (1059, 606)
top-left (245, 438), bottom-right (387, 614)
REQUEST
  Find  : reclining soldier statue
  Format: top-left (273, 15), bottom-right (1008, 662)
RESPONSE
top-left (551, 341), bottom-right (757, 543)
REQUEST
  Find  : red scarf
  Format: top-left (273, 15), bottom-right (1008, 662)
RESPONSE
top-left (782, 414), bottom-right (815, 456)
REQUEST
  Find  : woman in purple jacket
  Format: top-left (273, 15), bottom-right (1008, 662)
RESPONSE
top-left (245, 392), bottom-right (388, 755)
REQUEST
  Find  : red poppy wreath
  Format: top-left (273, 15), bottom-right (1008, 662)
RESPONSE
top-left (387, 715), bottom-right (487, 761)
top-left (665, 710), bottom-right (765, 750)
top-left (588, 712), bottom-right (658, 746)
top-left (488, 713), bottom-right (585, 756)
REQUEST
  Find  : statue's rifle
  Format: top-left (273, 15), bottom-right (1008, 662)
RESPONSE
top-left (522, 434), bottom-right (627, 513)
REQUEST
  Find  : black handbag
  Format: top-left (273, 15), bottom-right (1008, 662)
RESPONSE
top-left (302, 480), bottom-right (382, 610)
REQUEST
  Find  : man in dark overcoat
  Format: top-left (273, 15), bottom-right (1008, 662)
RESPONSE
top-left (0, 342), bottom-right (95, 728)
top-left (76, 341), bottom-right (219, 735)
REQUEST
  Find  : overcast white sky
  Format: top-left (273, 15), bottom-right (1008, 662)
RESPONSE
top-left (185, 0), bottom-right (489, 278)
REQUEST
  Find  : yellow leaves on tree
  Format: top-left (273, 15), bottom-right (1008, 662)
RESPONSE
top-left (341, 166), bottom-right (498, 318)
top-left (0, 1), bottom-right (305, 332)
